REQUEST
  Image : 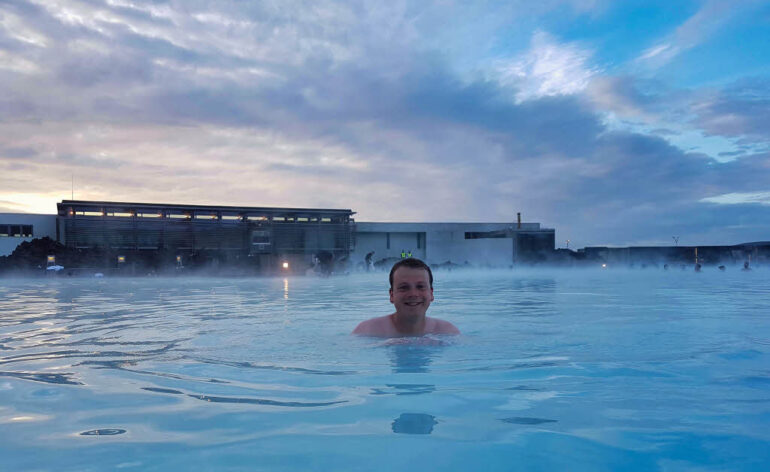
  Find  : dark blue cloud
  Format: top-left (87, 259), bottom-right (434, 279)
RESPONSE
top-left (695, 78), bottom-right (770, 142)
top-left (718, 150), bottom-right (745, 157)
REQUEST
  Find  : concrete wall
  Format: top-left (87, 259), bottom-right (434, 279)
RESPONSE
top-left (0, 214), bottom-right (57, 256)
top-left (426, 232), bottom-right (512, 266)
top-left (352, 222), bottom-right (543, 268)
top-left (352, 231), bottom-right (427, 266)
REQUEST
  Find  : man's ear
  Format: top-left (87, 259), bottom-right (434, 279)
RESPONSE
top-left (389, 288), bottom-right (394, 304)
top-left (430, 287), bottom-right (434, 302)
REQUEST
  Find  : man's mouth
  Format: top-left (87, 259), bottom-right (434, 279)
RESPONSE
top-left (404, 301), bottom-right (423, 306)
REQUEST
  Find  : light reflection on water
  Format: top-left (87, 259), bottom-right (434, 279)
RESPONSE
top-left (0, 269), bottom-right (769, 471)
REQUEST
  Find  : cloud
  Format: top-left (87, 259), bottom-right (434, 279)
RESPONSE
top-left (636, 0), bottom-right (729, 68)
top-left (692, 78), bottom-right (770, 145)
top-left (1, 0), bottom-right (769, 247)
top-left (636, 0), bottom-right (766, 69)
top-left (1, 147), bottom-right (37, 159)
top-left (494, 31), bottom-right (599, 102)
top-left (585, 76), bottom-right (669, 119)
top-left (0, 200), bottom-right (27, 212)
top-left (584, 72), bottom-right (770, 161)
top-left (701, 191), bottom-right (770, 206)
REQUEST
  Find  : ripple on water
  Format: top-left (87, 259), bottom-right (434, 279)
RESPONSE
top-left (80, 429), bottom-right (126, 436)
top-left (500, 417), bottom-right (558, 425)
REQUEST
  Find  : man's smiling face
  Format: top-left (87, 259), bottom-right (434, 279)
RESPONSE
top-left (390, 266), bottom-right (434, 321)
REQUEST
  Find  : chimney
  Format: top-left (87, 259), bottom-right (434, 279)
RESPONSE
top-left (517, 212), bottom-right (521, 229)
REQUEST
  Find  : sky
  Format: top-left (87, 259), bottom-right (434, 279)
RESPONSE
top-left (1, 0), bottom-right (769, 248)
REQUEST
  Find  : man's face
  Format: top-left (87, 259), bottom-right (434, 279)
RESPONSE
top-left (390, 266), bottom-right (434, 319)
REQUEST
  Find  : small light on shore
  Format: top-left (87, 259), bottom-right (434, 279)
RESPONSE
top-left (282, 261), bottom-right (289, 269)
top-left (601, 263), bottom-right (607, 268)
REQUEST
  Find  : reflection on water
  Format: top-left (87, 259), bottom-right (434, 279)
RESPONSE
top-left (0, 371), bottom-right (83, 385)
top-left (391, 413), bottom-right (437, 435)
top-left (388, 344), bottom-right (436, 373)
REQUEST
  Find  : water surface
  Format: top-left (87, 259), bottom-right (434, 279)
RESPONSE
top-left (1, 269), bottom-right (769, 470)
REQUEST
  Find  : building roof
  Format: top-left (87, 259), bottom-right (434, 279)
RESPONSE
top-left (57, 200), bottom-right (354, 216)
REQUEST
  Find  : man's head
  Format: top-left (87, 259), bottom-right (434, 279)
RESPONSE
top-left (389, 258), bottom-right (433, 289)
top-left (389, 258), bottom-right (434, 322)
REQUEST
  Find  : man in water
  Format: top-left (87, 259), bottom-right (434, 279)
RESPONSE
top-left (352, 258), bottom-right (460, 337)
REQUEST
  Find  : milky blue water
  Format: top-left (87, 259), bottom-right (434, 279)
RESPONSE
top-left (1, 268), bottom-right (769, 471)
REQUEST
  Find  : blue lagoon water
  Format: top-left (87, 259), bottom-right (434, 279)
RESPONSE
top-left (1, 269), bottom-right (769, 471)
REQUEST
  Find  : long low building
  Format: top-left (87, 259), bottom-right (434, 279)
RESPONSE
top-left (1, 200), bottom-right (555, 271)
top-left (54, 200), bottom-right (355, 271)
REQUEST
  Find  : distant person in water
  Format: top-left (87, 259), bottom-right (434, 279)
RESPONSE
top-left (742, 261), bottom-right (751, 271)
top-left (352, 258), bottom-right (460, 337)
top-left (365, 251), bottom-right (375, 271)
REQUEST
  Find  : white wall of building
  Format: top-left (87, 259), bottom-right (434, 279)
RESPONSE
top-left (352, 231), bottom-right (427, 266)
top-left (351, 222), bottom-right (542, 268)
top-left (0, 214), bottom-right (58, 256)
top-left (425, 231), bottom-right (512, 266)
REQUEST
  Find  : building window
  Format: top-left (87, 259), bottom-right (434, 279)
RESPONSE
top-left (0, 224), bottom-right (33, 237)
top-left (386, 232), bottom-right (390, 249)
top-left (251, 231), bottom-right (270, 244)
top-left (465, 231), bottom-right (505, 239)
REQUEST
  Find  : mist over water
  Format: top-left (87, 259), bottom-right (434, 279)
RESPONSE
top-left (1, 269), bottom-right (769, 470)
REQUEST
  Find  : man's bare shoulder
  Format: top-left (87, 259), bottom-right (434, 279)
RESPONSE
top-left (352, 315), bottom-right (396, 336)
top-left (353, 315), bottom-right (459, 337)
top-left (425, 317), bottom-right (460, 335)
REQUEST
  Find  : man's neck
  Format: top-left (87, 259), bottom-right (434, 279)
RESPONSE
top-left (390, 312), bottom-right (426, 335)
